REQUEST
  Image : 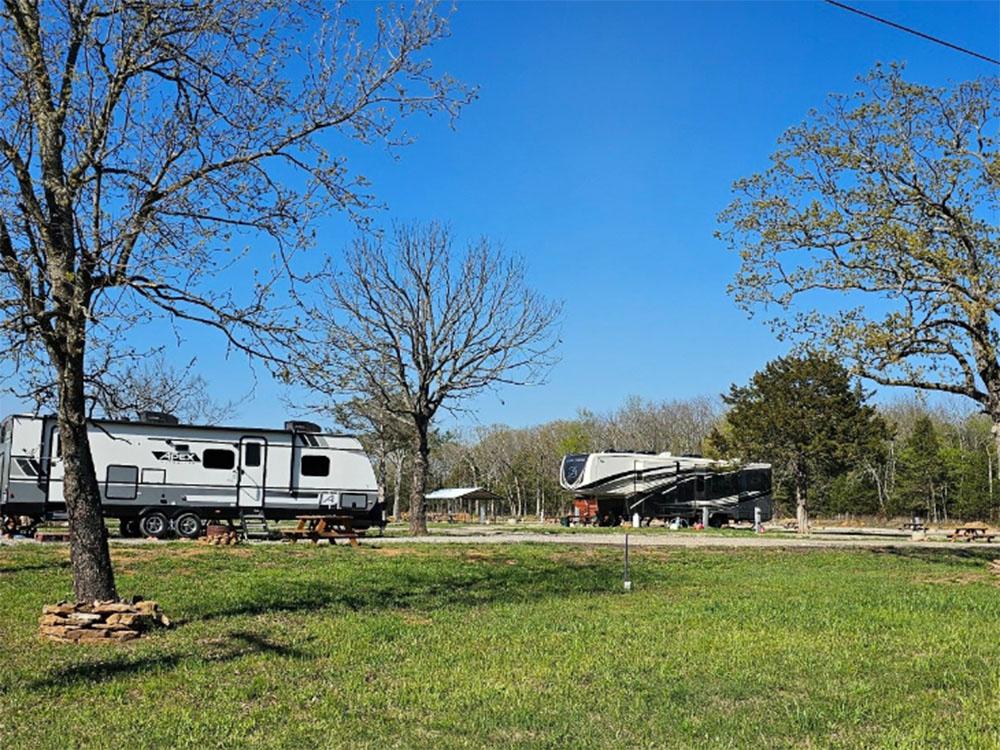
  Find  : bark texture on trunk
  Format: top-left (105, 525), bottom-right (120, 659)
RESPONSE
top-left (795, 481), bottom-right (809, 535)
top-left (992, 420), bottom-right (1000, 499)
top-left (409, 421), bottom-right (429, 535)
top-left (392, 457), bottom-right (403, 521)
top-left (58, 349), bottom-right (117, 603)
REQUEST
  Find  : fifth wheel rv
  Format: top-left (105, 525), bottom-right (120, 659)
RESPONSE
top-left (560, 451), bottom-right (772, 527)
top-left (0, 413), bottom-right (382, 538)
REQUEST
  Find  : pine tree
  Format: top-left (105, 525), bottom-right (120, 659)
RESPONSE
top-left (897, 416), bottom-right (948, 522)
top-left (711, 354), bottom-right (889, 532)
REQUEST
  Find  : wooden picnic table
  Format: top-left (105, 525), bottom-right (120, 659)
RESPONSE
top-left (281, 515), bottom-right (365, 546)
top-left (948, 524), bottom-right (997, 543)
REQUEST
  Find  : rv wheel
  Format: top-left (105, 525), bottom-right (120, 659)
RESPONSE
top-left (174, 512), bottom-right (203, 540)
top-left (139, 512), bottom-right (169, 539)
top-left (708, 514), bottom-right (729, 529)
top-left (119, 518), bottom-right (140, 538)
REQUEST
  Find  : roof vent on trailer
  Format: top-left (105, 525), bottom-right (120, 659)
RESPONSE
top-left (139, 411), bottom-right (179, 425)
top-left (285, 420), bottom-right (321, 433)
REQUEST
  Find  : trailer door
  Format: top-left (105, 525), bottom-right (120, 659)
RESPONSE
top-left (43, 421), bottom-right (65, 506)
top-left (238, 438), bottom-right (266, 510)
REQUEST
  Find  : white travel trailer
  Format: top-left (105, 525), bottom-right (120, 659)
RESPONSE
top-left (0, 412), bottom-right (382, 538)
top-left (560, 451), bottom-right (772, 527)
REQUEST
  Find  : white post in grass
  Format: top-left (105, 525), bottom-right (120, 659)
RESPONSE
top-left (701, 506), bottom-right (709, 528)
top-left (753, 506), bottom-right (762, 533)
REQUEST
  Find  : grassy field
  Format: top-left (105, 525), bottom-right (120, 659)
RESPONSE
top-left (1, 541), bottom-right (999, 749)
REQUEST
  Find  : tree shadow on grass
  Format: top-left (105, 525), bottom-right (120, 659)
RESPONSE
top-left (867, 545), bottom-right (999, 565)
top-left (185, 557), bottom-right (619, 625)
top-left (0, 560), bottom-right (72, 576)
top-left (22, 629), bottom-right (305, 692)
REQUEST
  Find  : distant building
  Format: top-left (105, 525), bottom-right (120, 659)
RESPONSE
top-left (424, 487), bottom-right (502, 522)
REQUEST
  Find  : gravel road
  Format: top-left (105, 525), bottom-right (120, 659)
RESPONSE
top-left (4, 527), bottom-right (998, 552)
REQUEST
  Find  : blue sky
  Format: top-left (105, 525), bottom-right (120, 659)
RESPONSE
top-left (6, 1), bottom-right (996, 430)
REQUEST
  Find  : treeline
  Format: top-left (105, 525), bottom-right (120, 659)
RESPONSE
top-left (360, 393), bottom-right (999, 523)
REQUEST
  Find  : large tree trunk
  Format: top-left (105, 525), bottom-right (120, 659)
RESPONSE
top-left (57, 345), bottom-right (117, 603)
top-left (992, 420), bottom-right (1000, 502)
top-left (409, 419), bottom-right (430, 535)
top-left (795, 481), bottom-right (809, 534)
top-left (392, 456), bottom-right (403, 521)
top-left (375, 439), bottom-right (387, 508)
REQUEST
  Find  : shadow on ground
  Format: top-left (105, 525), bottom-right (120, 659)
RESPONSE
top-left (868, 545), bottom-right (999, 565)
top-left (23, 630), bottom-right (306, 691)
top-left (188, 556), bottom-right (617, 624)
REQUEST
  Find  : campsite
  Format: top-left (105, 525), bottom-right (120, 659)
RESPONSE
top-left (1, 1), bottom-right (999, 748)
top-left (3, 538), bottom-right (1000, 749)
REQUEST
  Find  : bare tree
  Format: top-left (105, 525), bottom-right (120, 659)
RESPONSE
top-left (16, 345), bottom-right (242, 424)
top-left (95, 354), bottom-right (242, 423)
top-left (324, 394), bottom-right (409, 513)
top-left (298, 222), bottom-right (561, 534)
top-left (719, 66), bottom-right (1000, 461)
top-left (0, 0), bottom-right (473, 601)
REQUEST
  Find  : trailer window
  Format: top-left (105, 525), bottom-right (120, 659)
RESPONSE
top-left (105, 465), bottom-right (138, 500)
top-left (244, 442), bottom-right (262, 467)
top-left (203, 449), bottom-right (236, 470)
top-left (301, 455), bottom-right (330, 477)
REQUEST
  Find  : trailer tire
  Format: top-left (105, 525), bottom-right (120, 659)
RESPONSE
top-left (139, 512), bottom-right (170, 539)
top-left (708, 513), bottom-right (729, 529)
top-left (174, 512), bottom-right (203, 540)
top-left (119, 518), bottom-right (141, 538)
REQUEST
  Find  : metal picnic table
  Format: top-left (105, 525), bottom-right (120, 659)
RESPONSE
top-left (282, 515), bottom-right (364, 546)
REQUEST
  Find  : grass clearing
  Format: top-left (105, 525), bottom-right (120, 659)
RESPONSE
top-left (1, 541), bottom-right (999, 748)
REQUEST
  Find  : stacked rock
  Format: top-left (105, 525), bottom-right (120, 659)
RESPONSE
top-left (202, 524), bottom-right (241, 545)
top-left (39, 599), bottom-right (172, 643)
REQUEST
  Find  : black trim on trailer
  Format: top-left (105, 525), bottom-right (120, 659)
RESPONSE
top-left (105, 464), bottom-right (140, 500)
top-left (40, 478), bottom-right (347, 494)
top-left (288, 431), bottom-right (299, 498)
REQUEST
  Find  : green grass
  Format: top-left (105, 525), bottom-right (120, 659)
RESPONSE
top-left (1, 541), bottom-right (999, 749)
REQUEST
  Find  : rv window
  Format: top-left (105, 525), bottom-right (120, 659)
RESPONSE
top-left (105, 465), bottom-right (138, 500)
top-left (244, 442), bottom-right (262, 467)
top-left (203, 449), bottom-right (236, 470)
top-left (301, 455), bottom-right (330, 477)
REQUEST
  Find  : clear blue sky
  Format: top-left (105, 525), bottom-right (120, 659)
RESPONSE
top-left (6, 1), bottom-right (997, 430)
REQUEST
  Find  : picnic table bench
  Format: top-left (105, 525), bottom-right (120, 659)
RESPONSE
top-left (900, 521), bottom-right (928, 532)
top-left (948, 524), bottom-right (997, 543)
top-left (281, 515), bottom-right (364, 546)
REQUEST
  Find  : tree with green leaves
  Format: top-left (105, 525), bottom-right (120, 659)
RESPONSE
top-left (711, 354), bottom-right (889, 532)
top-left (896, 415), bottom-right (948, 522)
top-left (720, 65), bottom-right (1000, 466)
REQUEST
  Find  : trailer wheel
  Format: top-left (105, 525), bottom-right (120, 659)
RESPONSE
top-left (174, 512), bottom-right (203, 540)
top-left (139, 512), bottom-right (169, 539)
top-left (708, 513), bottom-right (729, 529)
top-left (119, 518), bottom-right (141, 538)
